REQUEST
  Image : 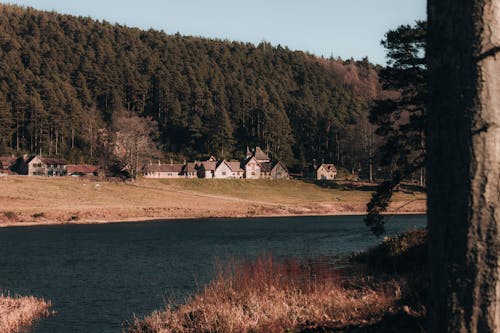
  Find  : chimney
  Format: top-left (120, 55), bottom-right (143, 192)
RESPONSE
top-left (170, 158), bottom-right (173, 165)
top-left (158, 160), bottom-right (161, 166)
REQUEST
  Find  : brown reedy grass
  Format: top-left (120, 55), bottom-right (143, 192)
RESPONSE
top-left (0, 293), bottom-right (52, 333)
top-left (127, 255), bottom-right (399, 333)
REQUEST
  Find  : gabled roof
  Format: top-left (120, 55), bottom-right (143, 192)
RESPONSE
top-left (272, 160), bottom-right (288, 172)
top-left (27, 156), bottom-right (67, 165)
top-left (227, 161), bottom-right (244, 172)
top-left (318, 163), bottom-right (337, 173)
top-left (145, 164), bottom-right (183, 173)
top-left (67, 164), bottom-right (99, 174)
top-left (244, 156), bottom-right (261, 167)
top-left (253, 146), bottom-right (270, 161)
top-left (201, 161), bottom-right (217, 171)
top-left (183, 162), bottom-right (198, 173)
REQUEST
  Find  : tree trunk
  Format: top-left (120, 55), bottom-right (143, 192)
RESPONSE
top-left (427, 1), bottom-right (500, 332)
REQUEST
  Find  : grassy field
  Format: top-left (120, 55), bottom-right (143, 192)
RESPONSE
top-left (0, 176), bottom-right (426, 226)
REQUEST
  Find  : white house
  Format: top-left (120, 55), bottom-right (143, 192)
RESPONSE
top-left (27, 156), bottom-right (67, 176)
top-left (214, 160), bottom-right (244, 179)
top-left (143, 162), bottom-right (183, 178)
top-left (214, 160), bottom-right (233, 179)
top-left (316, 163), bottom-right (337, 180)
top-left (244, 156), bottom-right (261, 179)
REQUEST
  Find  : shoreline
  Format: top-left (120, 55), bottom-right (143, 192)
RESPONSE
top-left (0, 210), bottom-right (427, 228)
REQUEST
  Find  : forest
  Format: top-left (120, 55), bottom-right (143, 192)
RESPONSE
top-left (0, 4), bottom-right (382, 173)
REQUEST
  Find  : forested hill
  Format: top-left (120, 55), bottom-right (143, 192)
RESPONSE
top-left (0, 4), bottom-right (380, 169)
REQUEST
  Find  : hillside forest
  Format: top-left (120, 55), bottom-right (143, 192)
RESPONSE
top-left (0, 4), bottom-right (384, 175)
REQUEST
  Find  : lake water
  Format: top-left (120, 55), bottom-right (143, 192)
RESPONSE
top-left (0, 215), bottom-right (426, 333)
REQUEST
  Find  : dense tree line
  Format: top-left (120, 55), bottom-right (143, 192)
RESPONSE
top-left (0, 4), bottom-right (381, 170)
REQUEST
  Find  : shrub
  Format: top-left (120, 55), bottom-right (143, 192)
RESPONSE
top-left (3, 211), bottom-right (17, 220)
top-left (127, 255), bottom-right (397, 333)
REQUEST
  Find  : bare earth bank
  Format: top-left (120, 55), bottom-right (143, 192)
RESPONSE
top-left (0, 177), bottom-right (426, 227)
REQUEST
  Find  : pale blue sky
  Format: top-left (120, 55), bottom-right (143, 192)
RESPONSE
top-left (1, 0), bottom-right (426, 64)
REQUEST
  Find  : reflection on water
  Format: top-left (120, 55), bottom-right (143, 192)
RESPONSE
top-left (0, 215), bottom-right (425, 333)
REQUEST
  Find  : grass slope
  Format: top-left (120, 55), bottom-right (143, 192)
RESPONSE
top-left (0, 177), bottom-right (426, 226)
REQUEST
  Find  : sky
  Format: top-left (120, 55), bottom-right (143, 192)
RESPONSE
top-left (1, 0), bottom-right (426, 65)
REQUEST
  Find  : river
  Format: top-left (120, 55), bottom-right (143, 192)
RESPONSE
top-left (0, 215), bottom-right (426, 332)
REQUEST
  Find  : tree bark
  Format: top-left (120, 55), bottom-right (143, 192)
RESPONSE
top-left (427, 1), bottom-right (500, 332)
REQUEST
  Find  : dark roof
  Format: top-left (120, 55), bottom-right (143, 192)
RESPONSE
top-left (253, 146), bottom-right (270, 161)
top-left (145, 164), bottom-right (183, 173)
top-left (319, 163), bottom-right (337, 173)
top-left (67, 164), bottom-right (99, 174)
top-left (260, 162), bottom-right (272, 173)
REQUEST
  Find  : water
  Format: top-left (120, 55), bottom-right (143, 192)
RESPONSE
top-left (0, 215), bottom-right (426, 333)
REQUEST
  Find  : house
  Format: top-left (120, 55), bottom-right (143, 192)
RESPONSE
top-left (0, 156), bottom-right (16, 170)
top-left (214, 160), bottom-right (244, 179)
top-left (66, 164), bottom-right (99, 177)
top-left (182, 162), bottom-right (198, 178)
top-left (0, 156), bottom-right (16, 173)
top-left (259, 162), bottom-right (272, 179)
top-left (244, 156), bottom-right (261, 179)
top-left (27, 156), bottom-right (67, 176)
top-left (198, 161), bottom-right (217, 178)
top-left (316, 163), bottom-right (337, 180)
top-left (271, 161), bottom-right (289, 179)
top-left (142, 161), bottom-right (183, 178)
top-left (214, 160), bottom-right (232, 179)
top-left (227, 161), bottom-right (245, 179)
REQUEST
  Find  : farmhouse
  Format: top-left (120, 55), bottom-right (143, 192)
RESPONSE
top-left (143, 162), bottom-right (183, 178)
top-left (244, 156), bottom-right (261, 179)
top-left (271, 161), bottom-right (289, 179)
top-left (198, 160), bottom-right (217, 178)
top-left (316, 163), bottom-right (337, 180)
top-left (182, 162), bottom-right (198, 178)
top-left (26, 156), bottom-right (67, 176)
top-left (214, 160), bottom-right (244, 179)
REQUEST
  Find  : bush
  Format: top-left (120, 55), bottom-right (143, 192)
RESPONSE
top-left (352, 229), bottom-right (427, 273)
top-left (3, 211), bottom-right (17, 220)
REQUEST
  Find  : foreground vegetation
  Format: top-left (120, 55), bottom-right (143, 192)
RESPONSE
top-left (0, 177), bottom-right (425, 226)
top-left (127, 230), bottom-right (427, 333)
top-left (0, 294), bottom-right (52, 333)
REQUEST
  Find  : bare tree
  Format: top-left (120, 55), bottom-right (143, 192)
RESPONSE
top-left (427, 1), bottom-right (500, 332)
top-left (112, 110), bottom-right (159, 177)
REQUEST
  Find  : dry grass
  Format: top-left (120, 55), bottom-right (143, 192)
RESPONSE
top-left (127, 256), bottom-right (400, 333)
top-left (0, 294), bottom-right (52, 333)
top-left (0, 176), bottom-right (426, 226)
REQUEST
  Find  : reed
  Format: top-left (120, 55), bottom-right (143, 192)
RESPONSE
top-left (0, 294), bottom-right (52, 333)
top-left (127, 255), bottom-right (398, 333)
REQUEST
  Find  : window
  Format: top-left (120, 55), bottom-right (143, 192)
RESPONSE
top-left (222, 172), bottom-right (226, 176)
top-left (251, 172), bottom-right (256, 176)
